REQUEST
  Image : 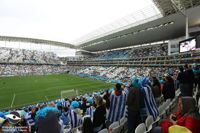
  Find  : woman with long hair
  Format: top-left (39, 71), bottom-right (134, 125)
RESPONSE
top-left (153, 97), bottom-right (200, 133)
top-left (93, 96), bottom-right (106, 133)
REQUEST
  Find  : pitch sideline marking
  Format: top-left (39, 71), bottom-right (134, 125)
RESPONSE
top-left (45, 96), bottom-right (49, 101)
top-left (11, 93), bottom-right (16, 108)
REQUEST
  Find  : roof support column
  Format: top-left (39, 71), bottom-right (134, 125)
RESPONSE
top-left (171, 0), bottom-right (189, 39)
top-left (185, 16), bottom-right (189, 39)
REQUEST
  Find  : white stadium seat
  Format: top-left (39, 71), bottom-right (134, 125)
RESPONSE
top-left (119, 117), bottom-right (128, 133)
top-left (98, 129), bottom-right (108, 133)
top-left (109, 121), bottom-right (122, 133)
top-left (135, 123), bottom-right (146, 133)
top-left (145, 115), bottom-right (154, 132)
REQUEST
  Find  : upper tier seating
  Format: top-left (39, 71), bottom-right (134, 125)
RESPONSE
top-left (0, 47), bottom-right (60, 64)
top-left (96, 44), bottom-right (168, 60)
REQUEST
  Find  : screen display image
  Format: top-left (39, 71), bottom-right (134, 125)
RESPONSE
top-left (180, 38), bottom-right (196, 53)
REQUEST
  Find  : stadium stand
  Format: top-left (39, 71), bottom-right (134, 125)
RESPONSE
top-left (96, 43), bottom-right (168, 60)
top-left (0, 64), bottom-right (67, 76)
top-left (0, 47), bottom-right (60, 64)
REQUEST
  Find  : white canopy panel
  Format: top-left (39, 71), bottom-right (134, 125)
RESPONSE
top-left (73, 5), bottom-right (162, 45)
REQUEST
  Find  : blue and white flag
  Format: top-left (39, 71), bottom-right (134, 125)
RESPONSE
top-left (68, 109), bottom-right (82, 128)
top-left (107, 90), bottom-right (127, 123)
top-left (142, 85), bottom-right (159, 119)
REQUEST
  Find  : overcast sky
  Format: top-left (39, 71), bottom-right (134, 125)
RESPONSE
top-left (0, 0), bottom-right (153, 45)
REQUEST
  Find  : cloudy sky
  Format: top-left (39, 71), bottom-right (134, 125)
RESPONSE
top-left (0, 0), bottom-right (153, 45)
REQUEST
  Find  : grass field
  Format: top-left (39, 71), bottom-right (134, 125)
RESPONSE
top-left (0, 74), bottom-right (113, 110)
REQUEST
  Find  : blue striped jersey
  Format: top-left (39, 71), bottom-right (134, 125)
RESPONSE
top-left (68, 109), bottom-right (82, 128)
top-left (124, 87), bottom-right (129, 96)
top-left (107, 90), bottom-right (127, 123)
top-left (86, 106), bottom-right (95, 120)
top-left (142, 85), bottom-right (159, 119)
top-left (25, 112), bottom-right (35, 126)
top-left (61, 100), bottom-right (70, 107)
top-left (124, 88), bottom-right (129, 118)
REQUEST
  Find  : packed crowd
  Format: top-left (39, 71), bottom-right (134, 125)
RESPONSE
top-left (0, 64), bottom-right (68, 76)
top-left (96, 44), bottom-right (168, 60)
top-left (0, 47), bottom-right (60, 64)
top-left (0, 64), bottom-right (200, 133)
top-left (76, 66), bottom-right (177, 84)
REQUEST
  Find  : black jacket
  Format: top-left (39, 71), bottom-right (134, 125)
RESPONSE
top-left (162, 81), bottom-right (175, 100)
top-left (126, 87), bottom-right (141, 111)
top-left (184, 69), bottom-right (195, 84)
top-left (177, 72), bottom-right (186, 84)
top-left (93, 105), bottom-right (106, 128)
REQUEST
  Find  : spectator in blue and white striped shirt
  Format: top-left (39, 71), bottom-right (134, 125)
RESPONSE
top-left (139, 76), bottom-right (159, 121)
top-left (61, 98), bottom-right (70, 108)
top-left (86, 106), bottom-right (95, 120)
top-left (25, 107), bottom-right (35, 133)
top-left (85, 97), bottom-right (95, 119)
top-left (107, 83), bottom-right (127, 124)
top-left (68, 109), bottom-right (82, 129)
top-left (68, 101), bottom-right (82, 129)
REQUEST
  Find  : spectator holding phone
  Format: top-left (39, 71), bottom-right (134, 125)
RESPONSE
top-left (153, 97), bottom-right (200, 133)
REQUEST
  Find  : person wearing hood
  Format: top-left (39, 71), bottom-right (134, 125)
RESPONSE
top-left (139, 76), bottom-right (159, 121)
top-left (126, 76), bottom-right (142, 133)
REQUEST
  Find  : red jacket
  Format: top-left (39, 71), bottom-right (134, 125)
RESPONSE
top-left (176, 116), bottom-right (200, 133)
top-left (160, 112), bottom-right (200, 133)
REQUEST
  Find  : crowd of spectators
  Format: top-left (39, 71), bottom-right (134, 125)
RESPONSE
top-left (0, 64), bottom-right (199, 133)
top-left (0, 47), bottom-right (60, 64)
top-left (76, 66), bottom-right (178, 84)
top-left (96, 44), bottom-right (168, 60)
top-left (97, 49), bottom-right (129, 60)
top-left (0, 64), bottom-right (67, 76)
top-left (128, 44), bottom-right (168, 58)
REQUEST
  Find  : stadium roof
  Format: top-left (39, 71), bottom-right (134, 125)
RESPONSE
top-left (153, 0), bottom-right (200, 16)
top-left (77, 4), bottom-right (200, 52)
top-left (0, 0), bottom-right (153, 45)
top-left (0, 36), bottom-right (75, 48)
top-left (73, 5), bottom-right (161, 45)
top-left (1, 0), bottom-right (200, 52)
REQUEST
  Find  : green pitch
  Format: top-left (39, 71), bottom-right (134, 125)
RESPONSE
top-left (0, 74), bottom-right (112, 110)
